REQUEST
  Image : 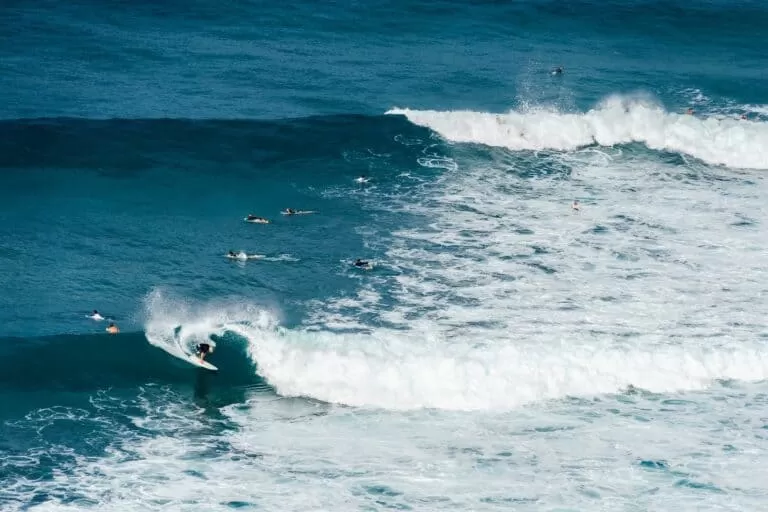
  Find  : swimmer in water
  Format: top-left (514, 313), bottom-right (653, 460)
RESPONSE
top-left (106, 323), bottom-right (119, 334)
top-left (572, 200), bottom-right (580, 211)
top-left (740, 113), bottom-right (748, 120)
top-left (228, 250), bottom-right (238, 258)
top-left (284, 208), bottom-right (296, 215)
top-left (196, 342), bottom-right (214, 361)
top-left (551, 66), bottom-right (563, 75)
top-left (90, 310), bottom-right (104, 321)
top-left (686, 108), bottom-right (695, 115)
top-left (354, 258), bottom-right (370, 268)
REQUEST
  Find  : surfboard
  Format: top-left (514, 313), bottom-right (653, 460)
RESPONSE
top-left (226, 253), bottom-right (263, 260)
top-left (281, 210), bottom-right (316, 215)
top-left (185, 353), bottom-right (218, 371)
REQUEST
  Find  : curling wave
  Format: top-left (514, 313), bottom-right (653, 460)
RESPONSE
top-left (387, 94), bottom-right (768, 169)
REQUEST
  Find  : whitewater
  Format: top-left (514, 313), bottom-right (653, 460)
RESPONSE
top-left (388, 96), bottom-right (768, 169)
top-left (4, 95), bottom-right (768, 511)
top-left (4, 0), bottom-right (768, 509)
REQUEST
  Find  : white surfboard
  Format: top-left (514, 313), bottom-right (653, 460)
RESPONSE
top-left (185, 353), bottom-right (218, 371)
top-left (226, 252), bottom-right (263, 260)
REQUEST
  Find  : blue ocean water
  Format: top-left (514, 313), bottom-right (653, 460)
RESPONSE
top-left (2, 1), bottom-right (768, 510)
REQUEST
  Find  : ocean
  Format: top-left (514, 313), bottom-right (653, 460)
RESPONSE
top-left (2, 1), bottom-right (768, 510)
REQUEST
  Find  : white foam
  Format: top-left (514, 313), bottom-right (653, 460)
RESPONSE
top-left (222, 321), bottom-right (768, 410)
top-left (143, 289), bottom-right (279, 362)
top-left (292, 122), bottom-right (768, 410)
top-left (745, 104), bottom-right (768, 116)
top-left (386, 94), bottom-right (768, 169)
top-left (142, 289), bottom-right (768, 411)
top-left (12, 381), bottom-right (768, 511)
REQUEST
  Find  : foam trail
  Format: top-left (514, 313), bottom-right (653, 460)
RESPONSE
top-left (387, 95), bottom-right (768, 169)
top-left (745, 104), bottom-right (768, 116)
top-left (227, 322), bottom-right (768, 411)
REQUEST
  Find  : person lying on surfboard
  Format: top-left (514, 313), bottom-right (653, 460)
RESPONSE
top-left (196, 342), bottom-right (214, 361)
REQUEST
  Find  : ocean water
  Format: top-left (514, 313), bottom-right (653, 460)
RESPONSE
top-left (2, 0), bottom-right (768, 510)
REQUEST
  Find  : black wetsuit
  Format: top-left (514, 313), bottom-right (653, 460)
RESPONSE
top-left (197, 343), bottom-right (211, 356)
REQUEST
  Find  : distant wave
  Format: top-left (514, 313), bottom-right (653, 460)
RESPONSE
top-left (0, 114), bottom-right (431, 170)
top-left (388, 94), bottom-right (768, 169)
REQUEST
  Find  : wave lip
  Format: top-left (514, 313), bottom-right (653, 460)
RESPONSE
top-left (387, 95), bottom-right (768, 169)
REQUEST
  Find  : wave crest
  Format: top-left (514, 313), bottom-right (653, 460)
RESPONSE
top-left (387, 95), bottom-right (768, 169)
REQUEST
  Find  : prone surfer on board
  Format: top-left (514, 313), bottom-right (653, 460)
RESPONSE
top-left (196, 342), bottom-right (214, 361)
top-left (354, 258), bottom-right (372, 270)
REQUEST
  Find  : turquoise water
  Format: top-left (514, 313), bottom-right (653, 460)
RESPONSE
top-left (2, 1), bottom-right (768, 510)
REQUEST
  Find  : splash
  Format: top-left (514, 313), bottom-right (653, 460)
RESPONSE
top-left (386, 94), bottom-right (768, 169)
top-left (143, 289), bottom-right (279, 363)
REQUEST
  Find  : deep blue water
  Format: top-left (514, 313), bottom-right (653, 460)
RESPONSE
top-left (2, 1), bottom-right (768, 510)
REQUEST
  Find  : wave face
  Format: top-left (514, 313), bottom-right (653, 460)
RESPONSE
top-left (4, 0), bottom-right (768, 509)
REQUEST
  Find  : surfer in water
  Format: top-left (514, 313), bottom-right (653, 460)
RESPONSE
top-left (572, 200), bottom-right (580, 211)
top-left (106, 323), bottom-right (119, 334)
top-left (551, 66), bottom-right (563, 75)
top-left (196, 342), bottom-right (214, 361)
top-left (90, 310), bottom-right (104, 321)
top-left (354, 258), bottom-right (371, 269)
top-left (284, 208), bottom-right (296, 215)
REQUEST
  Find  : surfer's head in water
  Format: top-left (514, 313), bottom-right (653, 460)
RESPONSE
top-left (196, 342), bottom-right (213, 360)
top-left (552, 66), bottom-right (563, 75)
top-left (106, 323), bottom-right (119, 334)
